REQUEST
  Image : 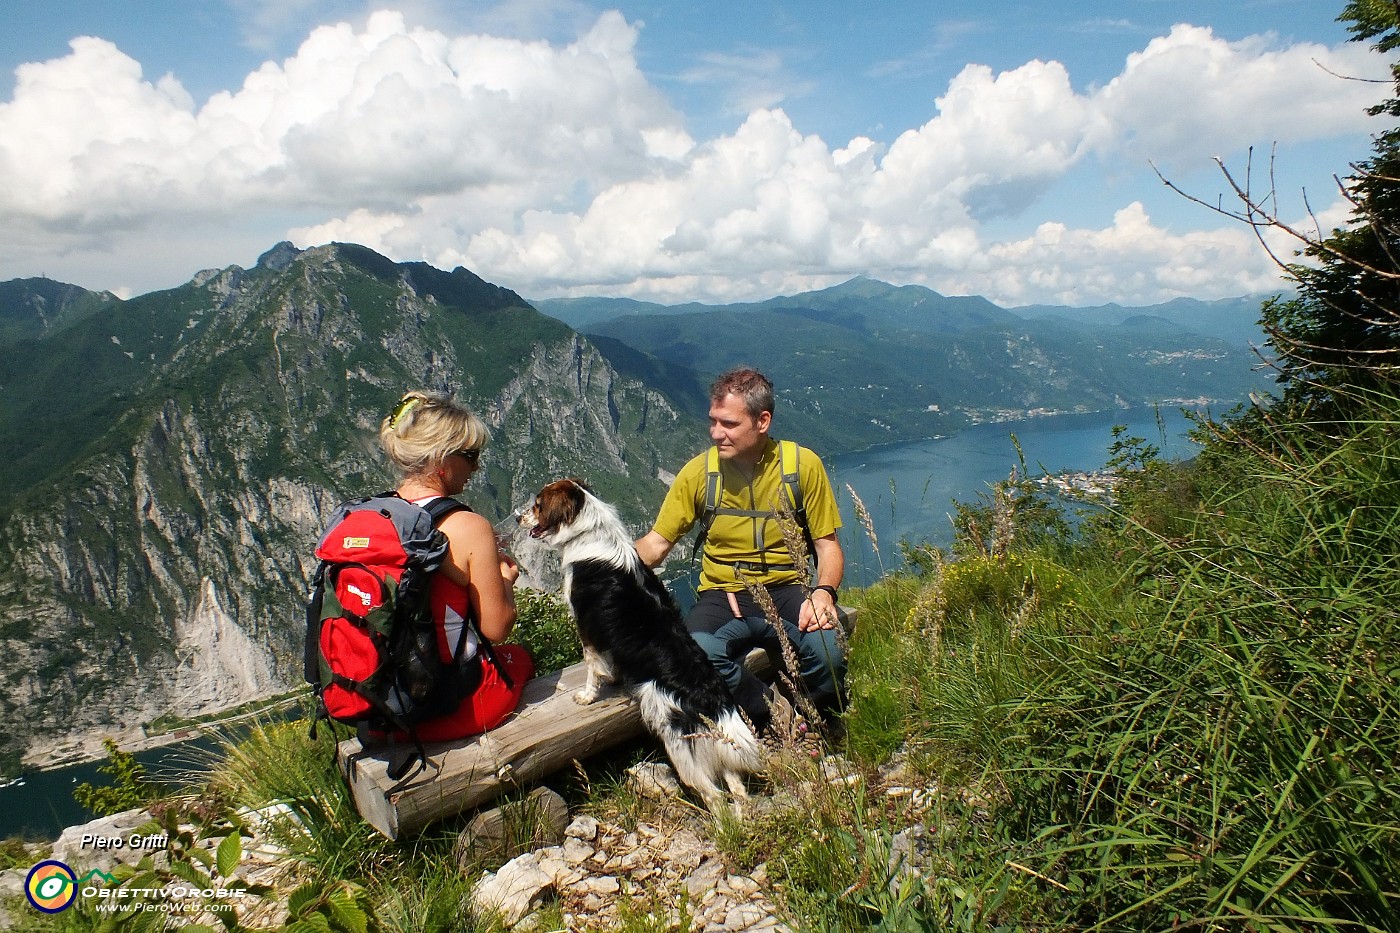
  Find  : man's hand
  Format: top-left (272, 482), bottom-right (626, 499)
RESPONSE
top-left (798, 586), bottom-right (839, 632)
top-left (799, 535), bottom-right (845, 633)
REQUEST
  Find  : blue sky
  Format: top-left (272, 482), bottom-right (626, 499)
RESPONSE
top-left (0, 1), bottom-right (1390, 306)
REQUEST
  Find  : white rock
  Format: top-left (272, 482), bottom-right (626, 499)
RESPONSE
top-left (471, 852), bottom-right (555, 927)
top-left (724, 903), bottom-right (770, 930)
top-left (51, 808), bottom-right (156, 873)
top-left (565, 815), bottom-right (598, 840)
top-left (562, 836), bottom-right (594, 864)
top-left (627, 761), bottom-right (681, 800)
top-left (662, 829), bottom-right (708, 871)
top-left (582, 875), bottom-right (620, 896)
top-left (685, 856), bottom-right (728, 897)
top-left (726, 874), bottom-right (760, 897)
top-left (616, 849), bottom-right (648, 872)
top-left (0, 868), bottom-right (26, 900)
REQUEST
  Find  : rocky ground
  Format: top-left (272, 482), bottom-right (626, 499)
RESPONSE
top-left (1, 725), bottom-right (951, 932)
top-left (0, 761), bottom-right (831, 932)
top-left (474, 799), bottom-right (793, 932)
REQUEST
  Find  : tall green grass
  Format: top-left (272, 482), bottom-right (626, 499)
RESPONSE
top-left (837, 398), bottom-right (1400, 929)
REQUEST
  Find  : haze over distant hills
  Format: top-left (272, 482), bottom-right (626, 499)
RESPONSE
top-left (532, 276), bottom-right (1275, 340)
top-left (0, 248), bottom-right (1276, 772)
top-left (1009, 294), bottom-right (1273, 347)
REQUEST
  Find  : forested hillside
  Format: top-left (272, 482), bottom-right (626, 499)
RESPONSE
top-left (539, 278), bottom-right (1274, 453)
top-left (0, 243), bottom-right (695, 772)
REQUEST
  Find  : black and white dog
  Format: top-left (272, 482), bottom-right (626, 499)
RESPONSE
top-left (519, 478), bottom-right (763, 814)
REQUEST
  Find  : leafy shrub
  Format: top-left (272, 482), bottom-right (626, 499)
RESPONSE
top-left (0, 836), bottom-right (37, 871)
top-left (833, 382), bottom-right (1400, 930)
top-left (72, 738), bottom-right (158, 817)
top-left (513, 588), bottom-right (581, 674)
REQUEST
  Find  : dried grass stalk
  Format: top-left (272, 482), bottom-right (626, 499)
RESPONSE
top-left (991, 466), bottom-right (1017, 559)
top-left (908, 569), bottom-right (948, 657)
top-left (773, 491), bottom-right (812, 587)
top-left (738, 569), bottom-right (823, 726)
top-left (846, 483), bottom-right (880, 560)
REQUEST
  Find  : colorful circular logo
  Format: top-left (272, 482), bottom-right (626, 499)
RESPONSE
top-left (25, 860), bottom-right (77, 913)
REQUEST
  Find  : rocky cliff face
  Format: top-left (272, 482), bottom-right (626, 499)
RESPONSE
top-left (0, 244), bottom-right (695, 771)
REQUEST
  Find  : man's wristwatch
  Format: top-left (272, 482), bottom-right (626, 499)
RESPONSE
top-left (810, 584), bottom-right (839, 602)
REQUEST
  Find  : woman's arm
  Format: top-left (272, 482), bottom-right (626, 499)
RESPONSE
top-left (436, 509), bottom-right (518, 642)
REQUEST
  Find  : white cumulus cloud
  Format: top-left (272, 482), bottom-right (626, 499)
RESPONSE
top-left (1092, 24), bottom-right (1383, 168)
top-left (0, 10), bottom-right (1388, 306)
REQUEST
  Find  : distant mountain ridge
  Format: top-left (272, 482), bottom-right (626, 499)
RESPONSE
top-left (532, 276), bottom-right (1275, 341)
top-left (535, 277), bottom-right (1277, 454)
top-left (1010, 294), bottom-right (1274, 346)
top-left (532, 276), bottom-right (1020, 332)
top-left (0, 277), bottom-right (120, 344)
top-left (0, 243), bottom-right (695, 772)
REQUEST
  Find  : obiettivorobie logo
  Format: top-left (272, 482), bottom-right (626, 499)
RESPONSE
top-left (24, 857), bottom-right (250, 920)
top-left (24, 861), bottom-right (117, 913)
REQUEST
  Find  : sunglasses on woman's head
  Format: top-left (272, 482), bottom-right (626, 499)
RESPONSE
top-left (451, 448), bottom-right (481, 464)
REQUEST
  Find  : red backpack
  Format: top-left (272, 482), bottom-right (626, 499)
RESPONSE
top-left (304, 494), bottom-right (498, 777)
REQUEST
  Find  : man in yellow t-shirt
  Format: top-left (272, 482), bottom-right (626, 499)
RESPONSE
top-left (636, 368), bottom-right (847, 733)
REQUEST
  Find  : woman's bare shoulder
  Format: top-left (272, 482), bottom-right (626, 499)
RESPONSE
top-left (438, 505), bottom-right (494, 540)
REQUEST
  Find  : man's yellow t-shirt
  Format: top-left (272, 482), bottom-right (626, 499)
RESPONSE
top-left (652, 438), bottom-right (842, 592)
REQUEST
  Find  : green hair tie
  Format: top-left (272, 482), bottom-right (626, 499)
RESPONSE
top-left (388, 395), bottom-right (420, 428)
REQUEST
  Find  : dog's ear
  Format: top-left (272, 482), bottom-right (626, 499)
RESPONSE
top-left (532, 479), bottom-right (587, 535)
top-left (565, 477), bottom-right (593, 494)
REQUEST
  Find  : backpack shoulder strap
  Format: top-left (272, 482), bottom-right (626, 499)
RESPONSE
top-left (691, 446), bottom-right (724, 562)
top-left (777, 440), bottom-right (802, 515)
top-left (778, 440), bottom-right (816, 565)
top-left (419, 495), bottom-right (514, 689)
top-left (704, 445), bottom-right (723, 514)
top-left (422, 495), bottom-right (469, 524)
top-left (691, 441), bottom-right (817, 568)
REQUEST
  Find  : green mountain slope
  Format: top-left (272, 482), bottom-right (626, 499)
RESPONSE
top-left (568, 279), bottom-right (1273, 453)
top-left (0, 243), bottom-right (698, 771)
top-left (0, 278), bottom-right (119, 345)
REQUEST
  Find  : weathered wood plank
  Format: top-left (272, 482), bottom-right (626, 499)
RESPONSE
top-left (337, 662), bottom-right (645, 840)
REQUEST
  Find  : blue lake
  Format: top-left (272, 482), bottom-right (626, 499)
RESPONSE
top-left (831, 405), bottom-right (1210, 583)
top-left (0, 735), bottom-right (228, 841)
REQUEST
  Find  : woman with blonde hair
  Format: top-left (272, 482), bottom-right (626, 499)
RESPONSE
top-left (378, 390), bottom-right (533, 740)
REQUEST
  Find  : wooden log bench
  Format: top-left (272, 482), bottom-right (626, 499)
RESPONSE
top-left (336, 662), bottom-right (643, 840)
top-left (337, 608), bottom-right (856, 839)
